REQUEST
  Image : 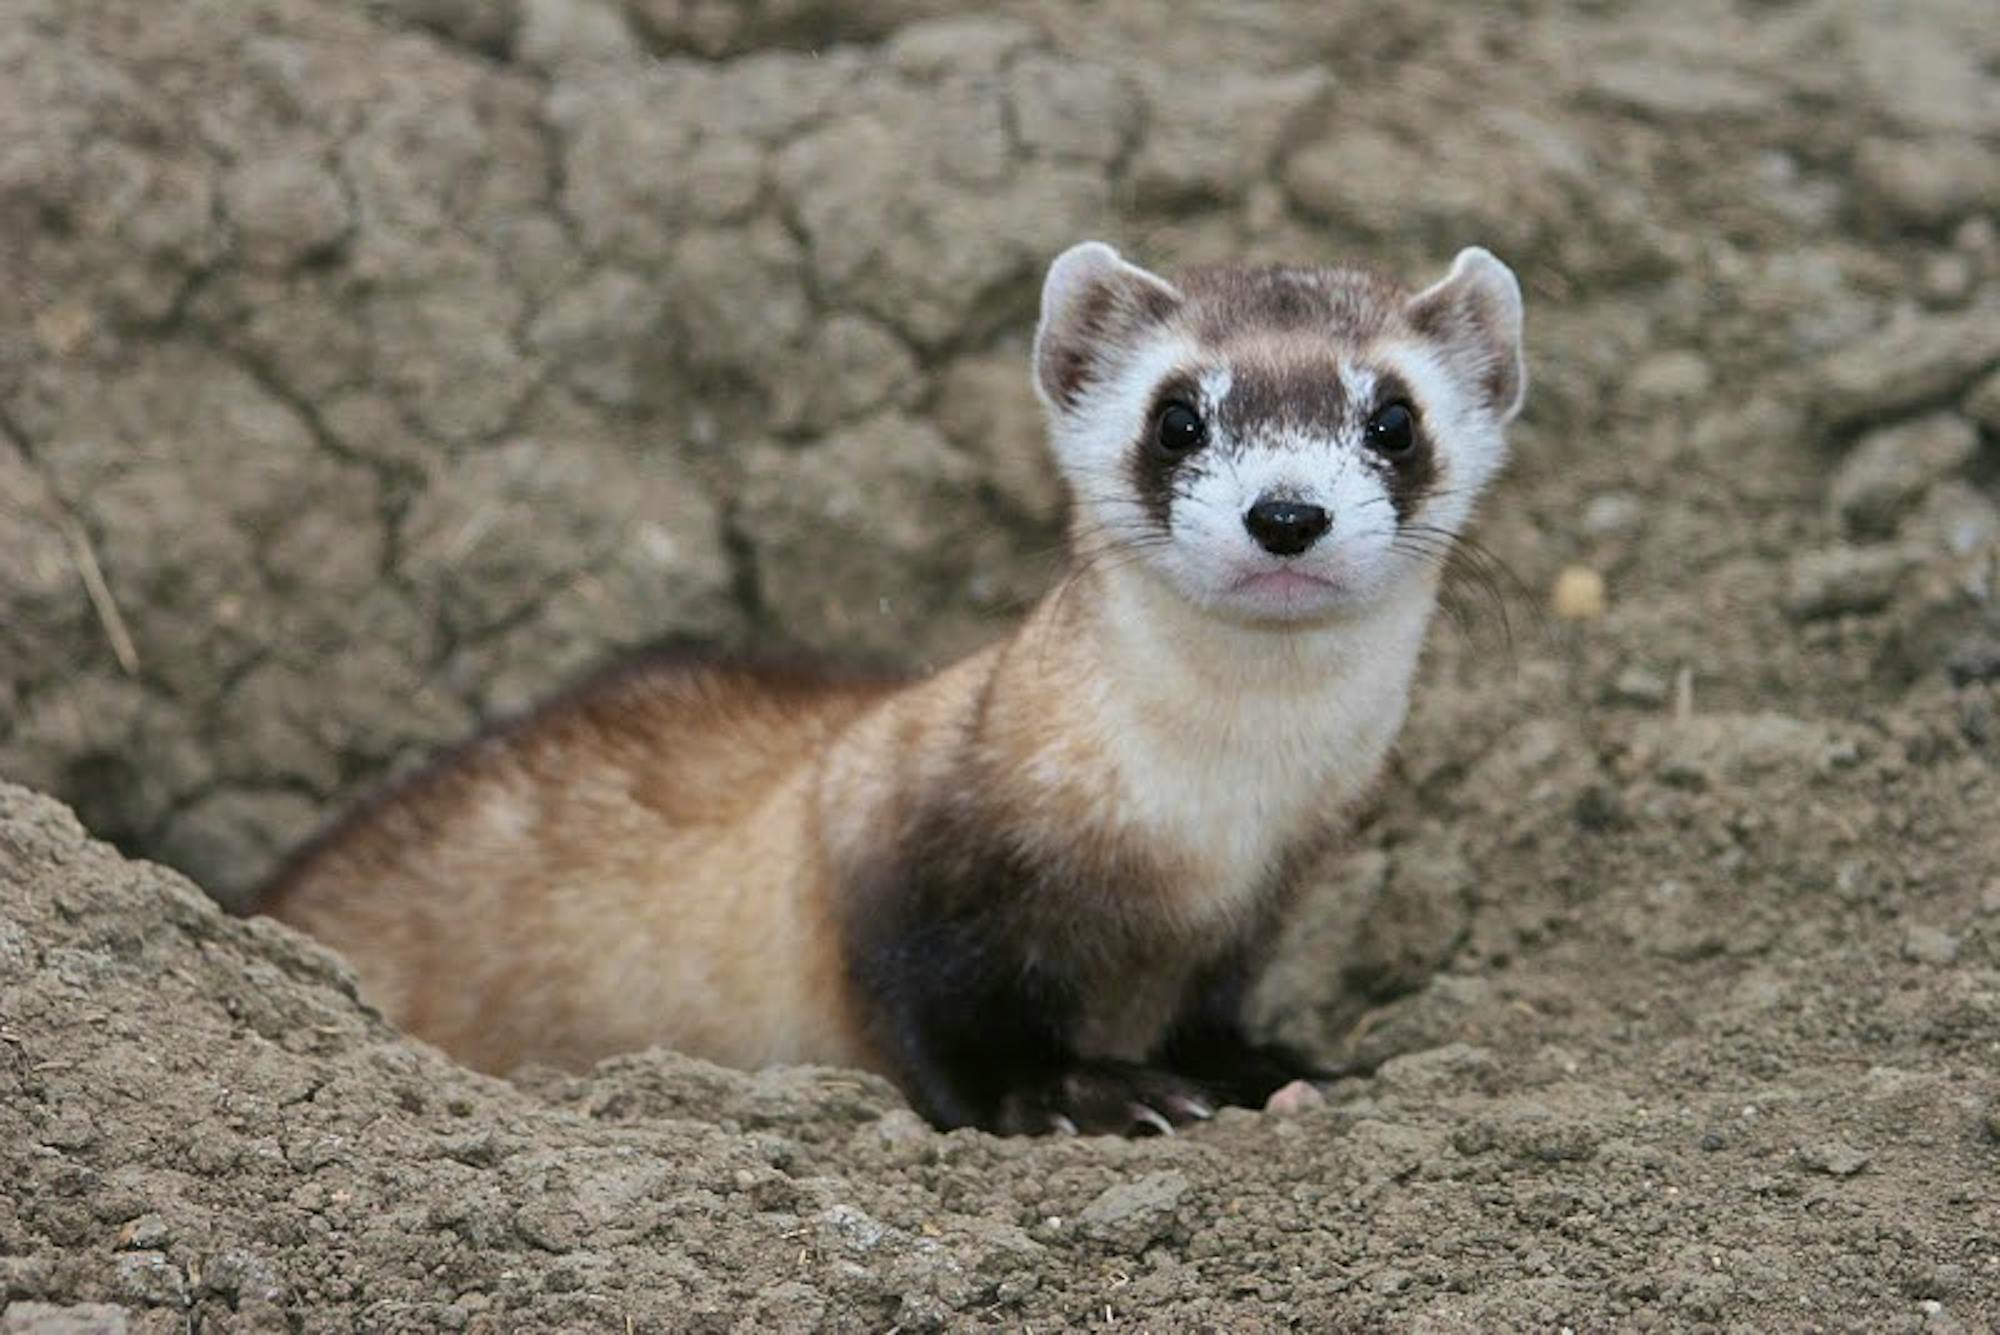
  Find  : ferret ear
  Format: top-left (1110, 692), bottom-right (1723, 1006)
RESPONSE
top-left (1032, 241), bottom-right (1183, 413)
top-left (1405, 247), bottom-right (1527, 423)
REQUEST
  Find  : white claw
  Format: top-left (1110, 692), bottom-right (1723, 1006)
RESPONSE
top-left (1171, 1094), bottom-right (1214, 1121)
top-left (1049, 1114), bottom-right (1081, 1137)
top-left (1128, 1104), bottom-right (1175, 1137)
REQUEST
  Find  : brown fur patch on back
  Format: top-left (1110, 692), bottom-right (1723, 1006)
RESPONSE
top-left (254, 643), bottom-right (910, 1075)
top-left (253, 642), bottom-right (906, 918)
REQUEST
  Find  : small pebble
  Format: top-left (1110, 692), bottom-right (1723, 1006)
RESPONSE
top-left (1915, 482), bottom-right (2000, 559)
top-left (1799, 1141), bottom-right (1870, 1176)
top-left (1828, 412), bottom-right (1979, 540)
top-left (1852, 135), bottom-right (2000, 231)
top-left (1960, 696), bottom-right (1994, 749)
top-left (1782, 544), bottom-right (1916, 620)
top-left (1957, 216), bottom-right (1998, 261)
top-left (1966, 368), bottom-right (2000, 434)
top-left (1903, 923), bottom-right (1961, 966)
top-left (1609, 666), bottom-right (1671, 707)
top-left (1921, 253), bottom-right (1974, 307)
top-left (1263, 1080), bottom-right (1327, 1116)
top-left (116, 1214), bottom-right (172, 1250)
top-left (1810, 308), bottom-right (2000, 431)
top-left (1946, 633), bottom-right (2000, 687)
top-left (1627, 349), bottom-right (1714, 404)
top-left (862, 1109), bottom-right (931, 1147)
top-left (32, 302), bottom-right (94, 356)
top-left (1581, 492), bottom-right (1643, 538)
top-left (514, 0), bottom-right (640, 72)
top-left (1552, 566), bottom-right (1608, 621)
top-left (1077, 1171), bottom-right (1188, 1248)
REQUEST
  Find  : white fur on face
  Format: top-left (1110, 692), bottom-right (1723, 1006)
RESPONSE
top-left (1035, 244), bottom-right (1524, 628)
top-left (1158, 412), bottom-right (1399, 620)
top-left (1373, 338), bottom-right (1510, 531)
top-left (1044, 326), bottom-right (1200, 539)
top-left (1049, 332), bottom-right (1508, 625)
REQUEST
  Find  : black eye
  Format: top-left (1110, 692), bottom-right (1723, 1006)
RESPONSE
top-left (1366, 401), bottom-right (1415, 456)
top-left (1156, 402), bottom-right (1207, 455)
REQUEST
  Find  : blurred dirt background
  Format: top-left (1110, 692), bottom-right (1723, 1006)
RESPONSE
top-left (3, 0), bottom-right (2000, 1328)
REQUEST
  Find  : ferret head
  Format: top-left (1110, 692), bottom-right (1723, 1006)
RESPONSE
top-left (1031, 242), bottom-right (1526, 625)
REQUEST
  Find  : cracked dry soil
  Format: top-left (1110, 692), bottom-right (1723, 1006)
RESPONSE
top-left (4, 0), bottom-right (2000, 1329)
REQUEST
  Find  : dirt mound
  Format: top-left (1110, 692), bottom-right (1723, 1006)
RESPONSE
top-left (4, 764), bottom-right (1996, 1330)
top-left (4, 0), bottom-right (2000, 1326)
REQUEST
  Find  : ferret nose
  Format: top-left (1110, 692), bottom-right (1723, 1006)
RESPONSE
top-left (1243, 500), bottom-right (1330, 557)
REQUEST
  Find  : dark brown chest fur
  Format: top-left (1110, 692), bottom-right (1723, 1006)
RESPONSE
top-left (836, 750), bottom-right (1324, 1131)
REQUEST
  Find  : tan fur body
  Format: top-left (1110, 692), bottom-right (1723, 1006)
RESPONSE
top-left (262, 566), bottom-right (1425, 1080)
top-left (263, 662), bottom-right (897, 1075)
top-left (261, 240), bottom-right (1526, 1133)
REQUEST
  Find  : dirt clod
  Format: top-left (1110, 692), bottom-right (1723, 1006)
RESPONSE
top-left (1799, 1142), bottom-right (1873, 1177)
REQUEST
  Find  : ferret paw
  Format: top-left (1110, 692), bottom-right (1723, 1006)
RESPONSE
top-left (1163, 1035), bottom-right (1342, 1110)
top-left (994, 1061), bottom-right (1215, 1138)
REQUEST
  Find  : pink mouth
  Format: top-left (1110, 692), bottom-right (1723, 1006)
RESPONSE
top-left (1230, 568), bottom-right (1339, 601)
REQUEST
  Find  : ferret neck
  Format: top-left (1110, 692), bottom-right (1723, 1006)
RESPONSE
top-left (1060, 558), bottom-right (1439, 708)
top-left (978, 554), bottom-right (1440, 879)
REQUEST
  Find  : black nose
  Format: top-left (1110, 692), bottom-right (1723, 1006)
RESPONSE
top-left (1243, 500), bottom-right (1330, 557)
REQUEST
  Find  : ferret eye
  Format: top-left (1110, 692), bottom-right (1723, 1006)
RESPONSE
top-left (1366, 401), bottom-right (1415, 456)
top-left (1156, 402), bottom-right (1207, 455)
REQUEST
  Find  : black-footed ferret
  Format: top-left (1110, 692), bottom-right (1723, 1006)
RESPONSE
top-left (256, 241), bottom-right (1527, 1136)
